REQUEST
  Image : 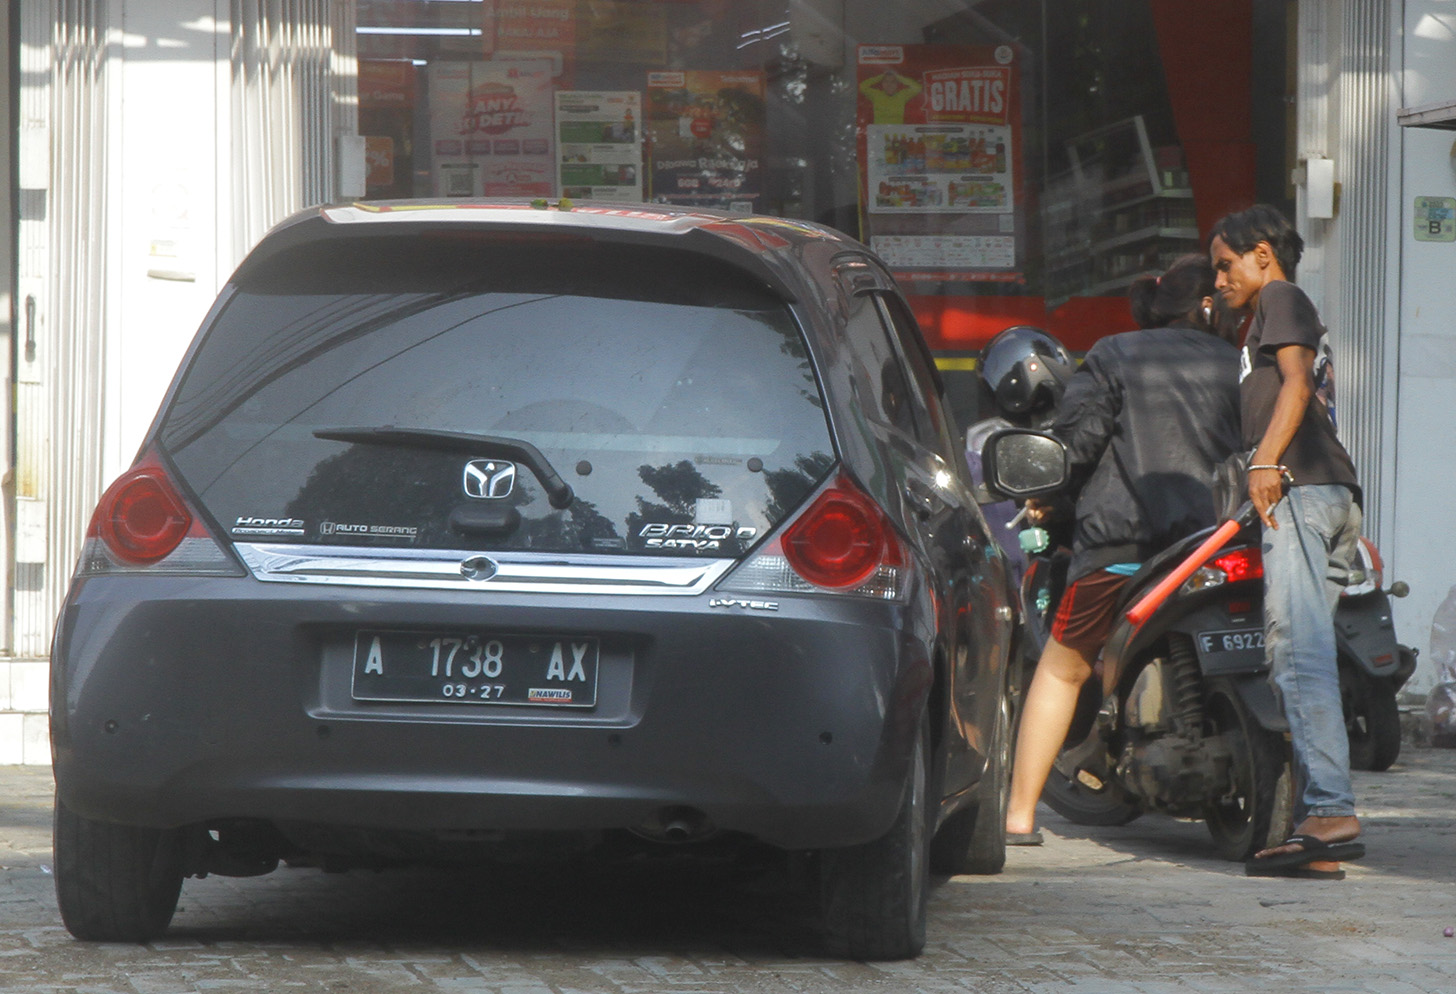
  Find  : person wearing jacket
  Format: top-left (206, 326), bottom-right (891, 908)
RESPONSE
top-left (1003, 253), bottom-right (1242, 845)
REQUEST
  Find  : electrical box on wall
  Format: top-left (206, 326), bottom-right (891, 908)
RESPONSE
top-left (337, 135), bottom-right (367, 199)
top-left (1306, 157), bottom-right (1336, 219)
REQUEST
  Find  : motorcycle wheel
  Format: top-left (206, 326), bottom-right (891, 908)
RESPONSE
top-left (1346, 675), bottom-right (1402, 772)
top-left (1202, 678), bottom-right (1295, 861)
top-left (1040, 764), bottom-right (1142, 826)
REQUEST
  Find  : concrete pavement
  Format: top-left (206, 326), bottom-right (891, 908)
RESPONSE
top-left (0, 747), bottom-right (1453, 993)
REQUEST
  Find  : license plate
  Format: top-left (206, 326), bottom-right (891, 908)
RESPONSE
top-left (351, 630), bottom-right (599, 707)
top-left (1197, 628), bottom-right (1265, 655)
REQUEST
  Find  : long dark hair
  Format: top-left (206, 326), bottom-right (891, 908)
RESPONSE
top-left (1209, 203), bottom-right (1303, 279)
top-left (1128, 253), bottom-right (1217, 331)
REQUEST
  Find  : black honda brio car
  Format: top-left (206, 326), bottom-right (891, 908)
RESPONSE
top-left (50, 201), bottom-right (1017, 959)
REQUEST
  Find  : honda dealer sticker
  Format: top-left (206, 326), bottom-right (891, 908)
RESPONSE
top-left (232, 516), bottom-right (306, 537)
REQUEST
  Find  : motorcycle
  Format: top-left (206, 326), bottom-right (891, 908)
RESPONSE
top-left (1336, 538), bottom-right (1417, 771)
top-left (982, 428), bottom-right (1295, 860)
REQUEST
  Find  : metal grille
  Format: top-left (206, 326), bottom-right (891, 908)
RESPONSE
top-left (228, 0), bottom-right (359, 259)
top-left (12, 1), bottom-right (359, 656)
top-left (12, 1), bottom-right (110, 657)
top-left (1334, 0), bottom-right (1395, 544)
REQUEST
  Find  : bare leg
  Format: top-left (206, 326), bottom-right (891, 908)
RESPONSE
top-left (1004, 637), bottom-right (1096, 837)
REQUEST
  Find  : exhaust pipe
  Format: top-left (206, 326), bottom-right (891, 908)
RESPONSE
top-left (630, 805), bottom-right (715, 844)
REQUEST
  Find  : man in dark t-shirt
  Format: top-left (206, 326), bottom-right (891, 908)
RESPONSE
top-left (1210, 204), bottom-right (1365, 879)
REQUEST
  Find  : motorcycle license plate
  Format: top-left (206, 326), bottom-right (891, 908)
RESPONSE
top-left (351, 630), bottom-right (599, 707)
top-left (1197, 628), bottom-right (1265, 655)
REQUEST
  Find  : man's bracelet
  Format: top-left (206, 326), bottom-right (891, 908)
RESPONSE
top-left (1249, 463), bottom-right (1293, 481)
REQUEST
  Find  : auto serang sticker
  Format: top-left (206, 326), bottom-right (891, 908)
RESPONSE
top-left (320, 521), bottom-right (419, 540)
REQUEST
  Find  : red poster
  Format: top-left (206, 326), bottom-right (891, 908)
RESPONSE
top-left (488, 0), bottom-right (576, 81)
top-left (646, 70), bottom-right (765, 212)
top-left (856, 44), bottom-right (1025, 284)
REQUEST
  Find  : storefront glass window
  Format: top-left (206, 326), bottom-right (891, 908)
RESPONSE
top-left (355, 0), bottom-right (1275, 426)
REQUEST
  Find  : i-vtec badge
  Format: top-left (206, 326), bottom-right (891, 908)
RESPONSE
top-left (463, 459), bottom-right (516, 499)
top-left (709, 597), bottom-right (779, 611)
top-left (232, 516), bottom-right (305, 537)
top-left (638, 523), bottom-right (757, 551)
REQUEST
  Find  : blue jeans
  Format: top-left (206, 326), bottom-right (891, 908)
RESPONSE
top-left (1263, 484), bottom-right (1362, 819)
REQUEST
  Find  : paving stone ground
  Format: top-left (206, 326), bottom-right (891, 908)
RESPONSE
top-left (1, 748), bottom-right (1453, 993)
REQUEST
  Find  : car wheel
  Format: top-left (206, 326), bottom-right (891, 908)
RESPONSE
top-left (54, 797), bottom-right (184, 942)
top-left (930, 681), bottom-right (1010, 875)
top-left (1202, 678), bottom-right (1296, 861)
top-left (1346, 673), bottom-right (1402, 772)
top-left (819, 715), bottom-right (929, 960)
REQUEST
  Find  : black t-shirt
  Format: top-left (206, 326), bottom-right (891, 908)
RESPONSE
top-left (1239, 280), bottom-right (1360, 500)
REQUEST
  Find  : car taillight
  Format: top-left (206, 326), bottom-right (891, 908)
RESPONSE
top-left (718, 473), bottom-right (908, 600)
top-left (96, 471), bottom-right (192, 564)
top-left (783, 488), bottom-right (891, 588)
top-left (1182, 545), bottom-right (1262, 593)
top-left (76, 452), bottom-right (241, 577)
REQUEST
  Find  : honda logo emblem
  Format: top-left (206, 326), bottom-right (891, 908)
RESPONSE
top-left (463, 460), bottom-right (516, 499)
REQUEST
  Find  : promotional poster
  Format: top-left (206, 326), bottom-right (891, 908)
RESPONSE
top-left (556, 90), bottom-right (644, 201)
top-left (857, 44), bottom-right (1025, 283)
top-left (429, 60), bottom-right (556, 198)
top-left (646, 70), bottom-right (765, 212)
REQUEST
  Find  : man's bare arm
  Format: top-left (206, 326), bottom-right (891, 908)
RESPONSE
top-left (1249, 343), bottom-right (1315, 528)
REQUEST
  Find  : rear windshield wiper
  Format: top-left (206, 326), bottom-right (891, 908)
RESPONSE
top-left (312, 426), bottom-right (574, 509)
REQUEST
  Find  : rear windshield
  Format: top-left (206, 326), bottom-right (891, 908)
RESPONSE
top-left (160, 232), bottom-right (834, 557)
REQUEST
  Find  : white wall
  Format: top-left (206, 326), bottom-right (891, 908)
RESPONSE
top-left (110, 3), bottom-right (228, 482)
top-left (1391, 1), bottom-right (1456, 692)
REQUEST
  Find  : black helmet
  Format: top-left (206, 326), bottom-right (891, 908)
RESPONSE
top-left (980, 326), bottom-right (1074, 421)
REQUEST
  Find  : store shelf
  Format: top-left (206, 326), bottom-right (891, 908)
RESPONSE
top-left (1094, 225), bottom-right (1199, 254)
top-left (1083, 269), bottom-right (1162, 297)
top-left (1041, 117), bottom-right (1198, 304)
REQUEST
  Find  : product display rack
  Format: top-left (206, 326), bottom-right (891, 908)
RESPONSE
top-left (1042, 115), bottom-right (1198, 307)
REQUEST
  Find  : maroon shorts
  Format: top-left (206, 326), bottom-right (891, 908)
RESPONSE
top-left (1051, 570), bottom-right (1131, 658)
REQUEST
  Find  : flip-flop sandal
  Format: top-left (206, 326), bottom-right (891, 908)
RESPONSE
top-left (1245, 834), bottom-right (1365, 874)
top-left (1246, 857), bottom-right (1346, 880)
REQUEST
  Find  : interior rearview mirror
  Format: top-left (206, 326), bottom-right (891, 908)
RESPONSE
top-left (980, 429), bottom-right (1069, 501)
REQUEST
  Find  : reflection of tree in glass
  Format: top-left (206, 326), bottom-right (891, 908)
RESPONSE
top-left (714, 87), bottom-right (766, 143)
top-left (763, 452), bottom-right (834, 521)
top-left (287, 447), bottom-right (460, 546)
top-left (628, 460), bottom-right (722, 527)
top-left (772, 321), bottom-right (823, 410)
top-left (513, 496), bottom-right (620, 551)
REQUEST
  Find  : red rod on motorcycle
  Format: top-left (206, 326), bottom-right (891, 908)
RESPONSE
top-left (1124, 501), bottom-right (1261, 628)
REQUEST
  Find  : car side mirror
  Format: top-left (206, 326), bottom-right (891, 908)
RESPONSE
top-left (979, 429), bottom-right (1069, 501)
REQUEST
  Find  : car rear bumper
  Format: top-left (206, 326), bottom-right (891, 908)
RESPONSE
top-left (52, 574), bottom-right (933, 850)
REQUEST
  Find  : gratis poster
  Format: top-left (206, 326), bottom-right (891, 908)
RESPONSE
top-left (857, 44), bottom-right (1025, 283)
top-left (429, 60), bottom-right (555, 198)
top-left (556, 91), bottom-right (643, 201)
top-left (646, 70), bottom-right (765, 212)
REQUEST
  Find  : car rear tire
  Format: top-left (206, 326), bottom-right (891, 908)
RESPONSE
top-left (54, 798), bottom-right (184, 942)
top-left (930, 682), bottom-right (1010, 875)
top-left (819, 716), bottom-right (929, 960)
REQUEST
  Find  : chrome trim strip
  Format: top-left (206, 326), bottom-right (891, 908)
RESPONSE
top-left (234, 543), bottom-right (734, 595)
